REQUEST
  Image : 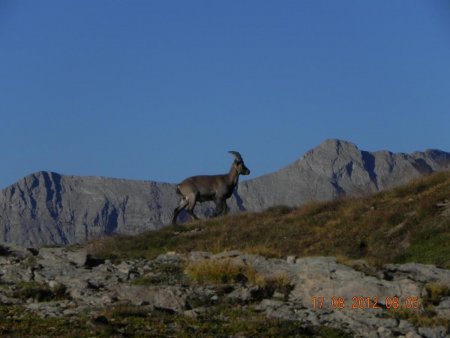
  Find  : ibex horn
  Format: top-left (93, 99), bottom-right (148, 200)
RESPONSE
top-left (228, 151), bottom-right (243, 161)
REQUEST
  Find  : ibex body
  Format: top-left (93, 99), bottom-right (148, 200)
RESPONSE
top-left (172, 151), bottom-right (250, 224)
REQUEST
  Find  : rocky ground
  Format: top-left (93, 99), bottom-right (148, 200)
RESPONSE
top-left (0, 243), bottom-right (449, 337)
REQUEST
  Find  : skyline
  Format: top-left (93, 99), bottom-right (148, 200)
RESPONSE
top-left (1, 1), bottom-right (449, 189)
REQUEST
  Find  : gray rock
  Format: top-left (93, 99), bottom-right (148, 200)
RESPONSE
top-left (0, 293), bottom-right (19, 305)
top-left (378, 326), bottom-right (395, 338)
top-left (117, 285), bottom-right (187, 313)
top-left (188, 251), bottom-right (213, 261)
top-left (286, 255), bottom-right (297, 264)
top-left (405, 332), bottom-right (422, 338)
top-left (1, 140), bottom-right (449, 247)
top-left (227, 287), bottom-right (251, 303)
top-left (383, 263), bottom-right (450, 285)
top-left (435, 297), bottom-right (450, 318)
top-left (398, 319), bottom-right (416, 332)
top-left (65, 248), bottom-right (88, 267)
top-left (2, 247), bottom-right (449, 337)
top-left (418, 326), bottom-right (448, 338)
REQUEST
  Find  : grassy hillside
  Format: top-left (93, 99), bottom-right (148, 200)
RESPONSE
top-left (90, 171), bottom-right (450, 269)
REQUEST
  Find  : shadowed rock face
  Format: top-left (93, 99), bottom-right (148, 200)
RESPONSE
top-left (0, 172), bottom-right (178, 246)
top-left (1, 139), bottom-right (449, 247)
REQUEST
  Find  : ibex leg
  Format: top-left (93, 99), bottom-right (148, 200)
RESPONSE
top-left (186, 193), bottom-right (199, 221)
top-left (172, 198), bottom-right (188, 225)
top-left (215, 199), bottom-right (229, 216)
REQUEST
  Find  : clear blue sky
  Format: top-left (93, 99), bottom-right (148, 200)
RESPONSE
top-left (1, 0), bottom-right (449, 189)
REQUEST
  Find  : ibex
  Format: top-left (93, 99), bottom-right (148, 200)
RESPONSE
top-left (172, 151), bottom-right (250, 224)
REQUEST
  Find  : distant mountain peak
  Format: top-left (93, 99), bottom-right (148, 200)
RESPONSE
top-left (321, 138), bottom-right (357, 148)
top-left (312, 139), bottom-right (359, 153)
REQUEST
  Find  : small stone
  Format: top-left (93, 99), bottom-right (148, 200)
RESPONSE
top-left (286, 256), bottom-right (297, 264)
top-left (184, 309), bottom-right (198, 319)
top-left (188, 251), bottom-right (212, 261)
top-left (434, 297), bottom-right (450, 318)
top-left (69, 288), bottom-right (85, 300)
top-left (227, 287), bottom-right (252, 304)
top-left (273, 291), bottom-right (285, 300)
top-left (65, 248), bottom-right (87, 267)
top-left (48, 280), bottom-right (60, 289)
top-left (418, 326), bottom-right (447, 338)
top-left (398, 320), bottom-right (414, 331)
top-left (377, 327), bottom-right (392, 336)
top-left (63, 308), bottom-right (78, 316)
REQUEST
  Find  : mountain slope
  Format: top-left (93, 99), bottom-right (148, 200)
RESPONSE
top-left (1, 139), bottom-right (449, 247)
top-left (91, 170), bottom-right (450, 269)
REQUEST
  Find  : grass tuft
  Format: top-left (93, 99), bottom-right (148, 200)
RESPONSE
top-left (424, 282), bottom-right (450, 306)
top-left (185, 259), bottom-right (257, 285)
top-left (13, 281), bottom-right (68, 302)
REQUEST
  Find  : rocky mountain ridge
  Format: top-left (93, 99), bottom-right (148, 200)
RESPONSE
top-left (0, 172), bottom-right (177, 247)
top-left (1, 139), bottom-right (449, 247)
top-left (235, 139), bottom-right (450, 210)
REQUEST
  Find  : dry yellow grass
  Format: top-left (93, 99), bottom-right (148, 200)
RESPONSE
top-left (184, 258), bottom-right (294, 301)
top-left (184, 258), bottom-right (257, 284)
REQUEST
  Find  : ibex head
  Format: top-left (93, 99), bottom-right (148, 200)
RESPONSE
top-left (229, 151), bottom-right (250, 175)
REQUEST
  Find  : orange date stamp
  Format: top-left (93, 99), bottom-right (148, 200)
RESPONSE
top-left (311, 296), bottom-right (421, 310)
